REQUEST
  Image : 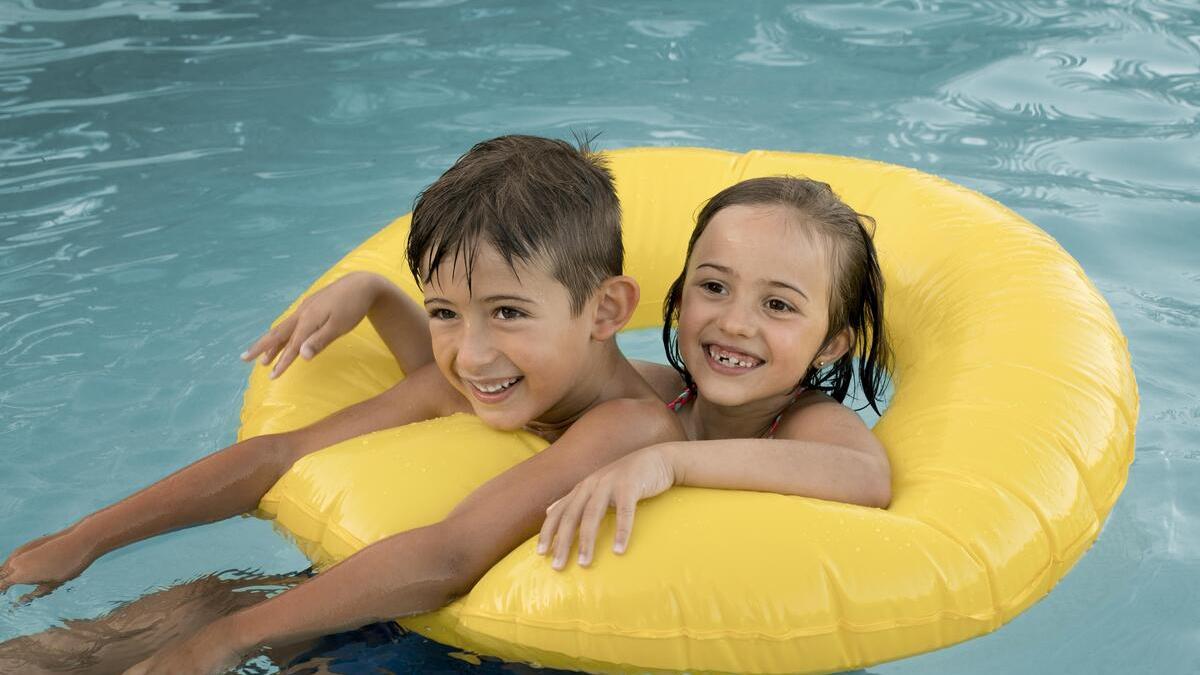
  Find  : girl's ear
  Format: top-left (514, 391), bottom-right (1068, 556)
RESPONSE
top-left (815, 328), bottom-right (853, 368)
top-left (591, 275), bottom-right (640, 341)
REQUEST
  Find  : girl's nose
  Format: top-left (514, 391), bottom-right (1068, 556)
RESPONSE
top-left (715, 301), bottom-right (756, 338)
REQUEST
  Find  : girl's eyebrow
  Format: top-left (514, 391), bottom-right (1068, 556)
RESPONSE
top-left (768, 280), bottom-right (809, 302)
top-left (698, 262), bottom-right (809, 301)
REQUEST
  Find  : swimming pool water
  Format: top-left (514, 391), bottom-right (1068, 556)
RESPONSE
top-left (1, 1), bottom-right (1196, 673)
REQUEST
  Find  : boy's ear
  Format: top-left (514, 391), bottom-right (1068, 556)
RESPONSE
top-left (815, 328), bottom-right (853, 367)
top-left (590, 275), bottom-right (640, 341)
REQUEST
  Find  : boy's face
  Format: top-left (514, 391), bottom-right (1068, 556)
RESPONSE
top-left (422, 243), bottom-right (597, 430)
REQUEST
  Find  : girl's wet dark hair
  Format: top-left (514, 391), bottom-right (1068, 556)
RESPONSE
top-left (662, 176), bottom-right (892, 415)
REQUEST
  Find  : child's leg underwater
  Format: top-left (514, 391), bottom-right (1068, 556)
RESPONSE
top-left (0, 570), bottom-right (307, 674)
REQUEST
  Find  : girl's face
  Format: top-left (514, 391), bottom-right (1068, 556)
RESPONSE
top-left (676, 204), bottom-right (840, 407)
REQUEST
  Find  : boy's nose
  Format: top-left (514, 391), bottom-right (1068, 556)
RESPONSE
top-left (456, 320), bottom-right (499, 371)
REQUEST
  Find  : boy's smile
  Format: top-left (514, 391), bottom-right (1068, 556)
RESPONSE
top-left (422, 244), bottom-right (601, 431)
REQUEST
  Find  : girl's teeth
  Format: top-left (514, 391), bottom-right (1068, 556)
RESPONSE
top-left (708, 345), bottom-right (758, 368)
top-left (477, 378), bottom-right (518, 393)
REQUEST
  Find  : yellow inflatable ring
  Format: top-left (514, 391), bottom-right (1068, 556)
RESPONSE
top-left (244, 148), bottom-right (1137, 673)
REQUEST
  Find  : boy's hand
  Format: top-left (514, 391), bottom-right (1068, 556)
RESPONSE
top-left (241, 271), bottom-right (384, 379)
top-left (0, 528), bottom-right (95, 604)
top-left (537, 445), bottom-right (678, 570)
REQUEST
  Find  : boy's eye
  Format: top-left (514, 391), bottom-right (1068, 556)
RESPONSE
top-left (493, 306), bottom-right (526, 320)
top-left (428, 308), bottom-right (457, 321)
top-left (766, 298), bottom-right (794, 313)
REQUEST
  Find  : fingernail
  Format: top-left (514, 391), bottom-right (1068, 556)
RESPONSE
top-left (536, 542), bottom-right (547, 555)
top-left (260, 354), bottom-right (270, 365)
top-left (614, 541), bottom-right (627, 554)
top-left (578, 553), bottom-right (589, 566)
top-left (552, 555), bottom-right (564, 570)
top-left (240, 351), bottom-right (251, 361)
top-left (300, 345), bottom-right (313, 360)
top-left (269, 369), bottom-right (278, 380)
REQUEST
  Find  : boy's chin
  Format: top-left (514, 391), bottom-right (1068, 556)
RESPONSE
top-left (471, 407), bottom-right (533, 432)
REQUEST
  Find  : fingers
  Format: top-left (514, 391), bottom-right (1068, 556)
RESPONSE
top-left (270, 315), bottom-right (328, 380)
top-left (612, 490), bottom-right (638, 554)
top-left (298, 320), bottom-right (338, 361)
top-left (537, 498), bottom-right (566, 556)
top-left (16, 582), bottom-right (56, 606)
top-left (549, 486), bottom-right (592, 570)
top-left (0, 565), bottom-right (11, 595)
top-left (241, 315), bottom-right (297, 366)
top-left (575, 488), bottom-right (614, 567)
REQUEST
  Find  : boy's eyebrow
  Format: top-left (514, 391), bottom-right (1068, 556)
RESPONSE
top-left (697, 262), bottom-right (809, 301)
top-left (482, 294), bottom-right (535, 304)
top-left (422, 294), bottom-right (536, 306)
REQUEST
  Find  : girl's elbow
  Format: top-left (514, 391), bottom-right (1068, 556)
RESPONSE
top-left (867, 459), bottom-right (892, 509)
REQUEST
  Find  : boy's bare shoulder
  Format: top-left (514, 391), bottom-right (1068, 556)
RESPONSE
top-left (631, 361), bottom-right (685, 404)
top-left (576, 395), bottom-right (684, 444)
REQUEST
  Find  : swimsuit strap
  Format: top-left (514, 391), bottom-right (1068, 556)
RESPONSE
top-left (667, 386), bottom-right (804, 439)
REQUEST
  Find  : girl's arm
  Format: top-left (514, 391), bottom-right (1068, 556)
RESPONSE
top-left (242, 271), bottom-right (434, 378)
top-left (670, 397), bottom-right (891, 506)
top-left (0, 364), bottom-right (460, 602)
top-left (539, 396), bottom-right (890, 569)
top-left (124, 398), bottom-right (683, 675)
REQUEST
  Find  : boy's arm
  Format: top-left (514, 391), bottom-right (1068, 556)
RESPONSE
top-left (0, 364), bottom-right (463, 602)
top-left (242, 271), bottom-right (434, 378)
top-left (125, 399), bottom-right (682, 674)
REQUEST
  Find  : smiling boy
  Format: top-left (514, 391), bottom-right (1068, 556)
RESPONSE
top-left (0, 136), bottom-right (681, 674)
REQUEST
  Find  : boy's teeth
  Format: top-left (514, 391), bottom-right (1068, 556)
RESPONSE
top-left (708, 345), bottom-right (760, 368)
top-left (475, 377), bottom-right (519, 393)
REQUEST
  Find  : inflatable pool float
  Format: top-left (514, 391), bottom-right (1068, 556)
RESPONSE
top-left (242, 148), bottom-right (1137, 673)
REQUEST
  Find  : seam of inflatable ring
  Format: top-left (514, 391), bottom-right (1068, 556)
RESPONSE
top-left (457, 604), bottom-right (1001, 641)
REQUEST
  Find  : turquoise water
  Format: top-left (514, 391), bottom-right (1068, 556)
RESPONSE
top-left (1, 1), bottom-right (1196, 673)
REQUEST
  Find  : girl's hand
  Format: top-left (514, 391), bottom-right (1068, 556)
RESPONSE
top-left (241, 271), bottom-right (384, 379)
top-left (537, 446), bottom-right (678, 570)
top-left (124, 622), bottom-right (247, 675)
top-left (0, 527), bottom-right (95, 604)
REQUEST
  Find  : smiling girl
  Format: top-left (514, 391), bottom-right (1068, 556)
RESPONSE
top-left (538, 176), bottom-right (893, 567)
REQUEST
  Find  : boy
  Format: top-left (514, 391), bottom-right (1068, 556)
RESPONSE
top-left (0, 136), bottom-right (681, 674)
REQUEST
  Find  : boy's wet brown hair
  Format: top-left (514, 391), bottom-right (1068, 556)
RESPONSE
top-left (406, 135), bottom-right (623, 314)
top-left (662, 176), bottom-right (892, 414)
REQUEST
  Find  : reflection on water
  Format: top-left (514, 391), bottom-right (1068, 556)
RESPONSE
top-left (1, 0), bottom-right (1196, 672)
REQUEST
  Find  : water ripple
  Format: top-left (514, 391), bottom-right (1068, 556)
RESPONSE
top-left (0, 147), bottom-right (241, 191)
top-left (1, 0), bottom-right (257, 24)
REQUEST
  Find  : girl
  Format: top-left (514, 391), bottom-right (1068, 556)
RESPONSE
top-left (247, 175), bottom-right (893, 571)
top-left (537, 176), bottom-right (892, 568)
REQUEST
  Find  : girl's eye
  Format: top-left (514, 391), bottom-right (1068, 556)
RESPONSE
top-left (494, 306), bottom-right (526, 320)
top-left (700, 281), bottom-right (726, 295)
top-left (428, 308), bottom-right (457, 321)
top-left (766, 298), bottom-right (794, 313)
